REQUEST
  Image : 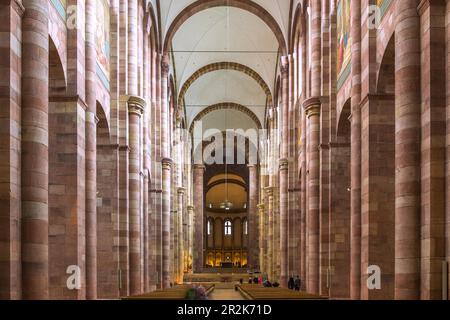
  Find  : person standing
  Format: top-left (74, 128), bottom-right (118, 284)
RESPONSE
top-left (294, 276), bottom-right (301, 291)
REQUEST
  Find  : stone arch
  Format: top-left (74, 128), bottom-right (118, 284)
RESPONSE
top-left (336, 99), bottom-right (351, 137)
top-left (179, 62), bottom-right (273, 106)
top-left (163, 0), bottom-right (287, 54)
top-left (206, 179), bottom-right (248, 193)
top-left (189, 102), bottom-right (262, 133)
top-left (146, 1), bottom-right (160, 53)
top-left (376, 35), bottom-right (395, 95)
top-left (195, 130), bottom-right (260, 167)
top-left (96, 102), bottom-right (111, 144)
top-left (289, 2), bottom-right (305, 53)
top-left (48, 38), bottom-right (67, 97)
top-left (206, 217), bottom-right (215, 249)
top-left (48, 23), bottom-right (67, 83)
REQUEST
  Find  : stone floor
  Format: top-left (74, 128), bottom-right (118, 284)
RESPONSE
top-left (209, 283), bottom-right (245, 300)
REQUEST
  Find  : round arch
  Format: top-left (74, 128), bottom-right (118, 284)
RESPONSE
top-left (146, 1), bottom-right (160, 53)
top-left (189, 102), bottom-right (262, 133)
top-left (289, 3), bottom-right (306, 53)
top-left (163, 0), bottom-right (287, 54)
top-left (179, 62), bottom-right (273, 106)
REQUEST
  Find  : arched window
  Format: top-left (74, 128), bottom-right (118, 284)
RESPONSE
top-left (207, 220), bottom-right (212, 235)
top-left (243, 220), bottom-right (248, 235)
top-left (224, 220), bottom-right (232, 236)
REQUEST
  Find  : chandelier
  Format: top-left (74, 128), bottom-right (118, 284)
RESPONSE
top-left (219, 200), bottom-right (233, 210)
top-left (220, 158), bottom-right (233, 210)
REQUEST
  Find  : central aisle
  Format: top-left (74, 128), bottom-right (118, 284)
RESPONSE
top-left (209, 283), bottom-right (245, 300)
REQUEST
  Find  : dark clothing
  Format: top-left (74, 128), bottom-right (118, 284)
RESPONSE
top-left (294, 278), bottom-right (301, 291)
top-left (288, 277), bottom-right (295, 290)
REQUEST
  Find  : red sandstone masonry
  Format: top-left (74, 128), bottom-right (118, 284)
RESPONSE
top-left (419, 0), bottom-right (447, 300)
top-left (21, 0), bottom-right (49, 300)
top-left (395, 0), bottom-right (422, 300)
top-left (350, 0), bottom-right (362, 300)
top-left (193, 165), bottom-right (205, 273)
top-left (85, 0), bottom-right (97, 300)
top-left (0, 0), bottom-right (23, 300)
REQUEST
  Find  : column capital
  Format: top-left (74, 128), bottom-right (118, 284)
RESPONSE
top-left (128, 95), bottom-right (146, 116)
top-left (280, 55), bottom-right (290, 75)
top-left (279, 158), bottom-right (289, 171)
top-left (161, 55), bottom-right (170, 76)
top-left (193, 164), bottom-right (206, 171)
top-left (119, 145), bottom-right (130, 152)
top-left (144, 12), bottom-right (152, 34)
top-left (161, 158), bottom-right (173, 170)
top-left (187, 205), bottom-right (195, 211)
top-left (11, 0), bottom-right (25, 16)
top-left (417, 0), bottom-right (434, 16)
top-left (303, 97), bottom-right (321, 118)
top-left (264, 187), bottom-right (274, 196)
top-left (177, 187), bottom-right (186, 195)
top-left (257, 203), bottom-right (265, 210)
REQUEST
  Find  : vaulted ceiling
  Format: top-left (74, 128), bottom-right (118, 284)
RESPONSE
top-left (159, 0), bottom-right (292, 153)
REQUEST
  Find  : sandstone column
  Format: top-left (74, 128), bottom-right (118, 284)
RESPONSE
top-left (350, 0), bottom-right (362, 300)
top-left (187, 205), bottom-right (195, 273)
top-left (21, 0), bottom-right (49, 300)
top-left (161, 158), bottom-right (172, 288)
top-left (128, 96), bottom-right (145, 295)
top-left (446, 0), bottom-right (450, 300)
top-left (177, 188), bottom-right (185, 282)
top-left (303, 97), bottom-right (321, 295)
top-left (279, 56), bottom-right (290, 287)
top-left (0, 0), bottom-right (23, 300)
top-left (142, 16), bottom-right (151, 294)
top-left (126, 0), bottom-right (141, 295)
top-left (257, 203), bottom-right (265, 271)
top-left (248, 164), bottom-right (259, 270)
top-left (300, 26), bottom-right (307, 289)
top-left (160, 53), bottom-right (172, 288)
top-left (85, 0), bottom-right (97, 299)
top-left (265, 187), bottom-right (274, 280)
top-left (418, 0), bottom-right (447, 300)
top-left (319, 0), bottom-right (330, 297)
top-left (395, 0), bottom-right (421, 300)
top-left (118, 0), bottom-right (130, 296)
top-left (193, 165), bottom-right (205, 273)
top-left (305, 0), bottom-right (322, 295)
top-left (279, 159), bottom-right (289, 286)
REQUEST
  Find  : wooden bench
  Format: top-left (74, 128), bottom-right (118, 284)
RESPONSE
top-left (236, 284), bottom-right (328, 300)
top-left (122, 284), bottom-right (215, 300)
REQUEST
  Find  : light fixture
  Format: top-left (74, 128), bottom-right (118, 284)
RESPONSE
top-left (220, 159), bottom-right (233, 210)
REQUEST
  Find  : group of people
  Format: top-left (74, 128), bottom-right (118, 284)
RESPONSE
top-left (248, 275), bottom-right (263, 285)
top-left (288, 276), bottom-right (301, 291)
top-left (239, 274), bottom-right (302, 290)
